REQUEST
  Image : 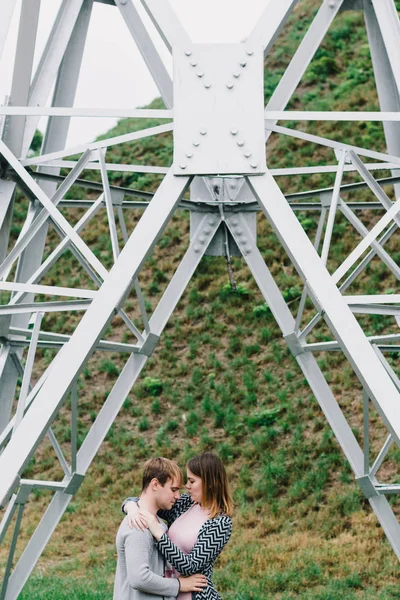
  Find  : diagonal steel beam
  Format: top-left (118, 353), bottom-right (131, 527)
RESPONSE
top-left (264, 0), bottom-right (346, 141)
top-left (3, 210), bottom-right (222, 599)
top-left (247, 170), bottom-right (400, 446)
top-left (0, 170), bottom-right (191, 508)
top-left (140, 0), bottom-right (191, 53)
top-left (247, 0), bottom-right (299, 57)
top-left (115, 0), bottom-right (173, 108)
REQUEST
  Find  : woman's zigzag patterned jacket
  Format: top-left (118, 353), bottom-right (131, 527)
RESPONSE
top-left (125, 494), bottom-right (232, 600)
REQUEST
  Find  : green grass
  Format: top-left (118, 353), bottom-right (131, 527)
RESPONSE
top-left (3, 0), bottom-right (400, 596)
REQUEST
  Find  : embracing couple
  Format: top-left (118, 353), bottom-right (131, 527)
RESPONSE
top-left (114, 452), bottom-right (233, 599)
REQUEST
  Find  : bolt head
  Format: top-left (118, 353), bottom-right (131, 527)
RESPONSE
top-left (245, 249), bottom-right (251, 255)
top-left (226, 81), bottom-right (234, 89)
top-left (231, 219), bottom-right (239, 226)
top-left (186, 152), bottom-right (193, 158)
top-left (204, 228), bottom-right (211, 235)
top-left (246, 49), bottom-right (254, 56)
top-left (240, 60), bottom-right (247, 67)
top-left (185, 50), bottom-right (192, 56)
top-left (197, 71), bottom-right (204, 78)
top-left (199, 236), bottom-right (205, 245)
top-left (190, 60), bottom-right (198, 67)
top-left (230, 128), bottom-right (239, 136)
top-left (233, 71), bottom-right (240, 78)
top-left (250, 162), bottom-right (258, 169)
top-left (179, 163), bottom-right (187, 169)
top-left (200, 129), bottom-right (207, 136)
top-left (193, 140), bottom-right (200, 147)
top-left (208, 219), bottom-right (215, 226)
top-left (204, 82), bottom-right (211, 89)
top-left (244, 151), bottom-right (252, 158)
top-left (194, 245), bottom-right (200, 253)
top-left (237, 140), bottom-right (245, 147)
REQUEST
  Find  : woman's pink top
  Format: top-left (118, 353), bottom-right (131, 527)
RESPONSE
top-left (165, 503), bottom-right (209, 600)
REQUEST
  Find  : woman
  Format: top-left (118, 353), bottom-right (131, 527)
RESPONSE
top-left (123, 452), bottom-right (233, 600)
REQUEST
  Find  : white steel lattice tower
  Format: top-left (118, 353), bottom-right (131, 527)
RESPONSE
top-left (2, 0), bottom-right (400, 597)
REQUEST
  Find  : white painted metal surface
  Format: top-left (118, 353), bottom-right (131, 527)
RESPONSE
top-left (2, 0), bottom-right (400, 597)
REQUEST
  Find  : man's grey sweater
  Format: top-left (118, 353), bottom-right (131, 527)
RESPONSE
top-left (114, 516), bottom-right (180, 600)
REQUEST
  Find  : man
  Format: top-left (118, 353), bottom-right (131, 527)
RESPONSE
top-left (114, 457), bottom-right (207, 600)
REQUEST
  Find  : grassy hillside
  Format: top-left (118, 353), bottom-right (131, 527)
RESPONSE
top-left (3, 1), bottom-right (400, 598)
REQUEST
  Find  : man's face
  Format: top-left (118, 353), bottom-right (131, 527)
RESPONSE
top-left (155, 477), bottom-right (181, 510)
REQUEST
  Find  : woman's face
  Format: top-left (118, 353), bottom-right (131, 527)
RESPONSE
top-left (186, 467), bottom-right (203, 504)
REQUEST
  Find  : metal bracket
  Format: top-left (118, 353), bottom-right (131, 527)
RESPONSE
top-left (0, 475), bottom-right (21, 509)
top-left (356, 475), bottom-right (379, 499)
top-left (140, 332), bottom-right (160, 357)
top-left (15, 483), bottom-right (32, 505)
top-left (284, 332), bottom-right (305, 357)
top-left (64, 473), bottom-right (85, 495)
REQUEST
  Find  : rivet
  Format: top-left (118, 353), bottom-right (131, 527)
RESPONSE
top-left (197, 71), bottom-right (204, 78)
top-left (250, 162), bottom-right (258, 169)
top-left (242, 239), bottom-right (248, 246)
top-left (186, 152), bottom-right (193, 158)
top-left (231, 219), bottom-right (239, 226)
top-left (208, 219), bottom-right (215, 226)
top-left (237, 139), bottom-right (245, 147)
top-left (246, 50), bottom-right (254, 56)
top-left (120, 0), bottom-right (127, 4)
top-left (236, 230), bottom-right (243, 237)
top-left (230, 128), bottom-right (239, 136)
top-left (204, 228), bottom-right (211, 235)
top-left (226, 81), bottom-right (234, 89)
top-left (185, 50), bottom-right (192, 56)
top-left (193, 140), bottom-right (200, 147)
top-left (245, 249), bottom-right (251, 255)
top-left (199, 237), bottom-right (205, 245)
top-left (244, 151), bottom-right (252, 158)
top-left (240, 60), bottom-right (247, 67)
top-left (190, 60), bottom-right (198, 67)
top-left (180, 163), bottom-right (187, 170)
top-left (204, 82), bottom-right (211, 89)
top-left (233, 71), bottom-right (240, 78)
top-left (194, 245), bottom-right (200, 253)
top-left (200, 129), bottom-right (207, 136)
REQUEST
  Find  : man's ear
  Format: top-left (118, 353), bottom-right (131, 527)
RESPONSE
top-left (150, 477), bottom-right (160, 491)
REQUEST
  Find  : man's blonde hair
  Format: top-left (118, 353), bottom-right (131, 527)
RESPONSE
top-left (142, 457), bottom-right (182, 490)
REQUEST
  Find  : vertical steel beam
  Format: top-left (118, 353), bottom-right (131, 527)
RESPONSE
top-left (364, 0), bottom-right (400, 198)
top-left (0, 1), bottom-right (93, 433)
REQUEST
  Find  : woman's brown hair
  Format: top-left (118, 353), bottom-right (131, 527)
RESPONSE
top-left (187, 452), bottom-right (233, 518)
